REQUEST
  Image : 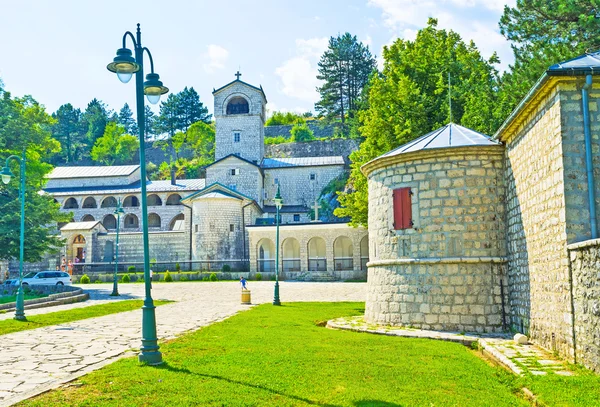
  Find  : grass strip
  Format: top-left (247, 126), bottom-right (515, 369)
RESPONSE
top-left (0, 299), bottom-right (170, 336)
top-left (19, 302), bottom-right (530, 407)
top-left (0, 293), bottom-right (48, 304)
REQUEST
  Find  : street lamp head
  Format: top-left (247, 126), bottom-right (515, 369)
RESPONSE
top-left (274, 185), bottom-right (283, 210)
top-left (114, 206), bottom-right (125, 216)
top-left (1, 166), bottom-right (14, 185)
top-left (107, 48), bottom-right (140, 84)
top-left (144, 73), bottom-right (169, 104)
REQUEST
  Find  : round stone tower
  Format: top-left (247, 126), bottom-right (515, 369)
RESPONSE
top-left (361, 123), bottom-right (507, 333)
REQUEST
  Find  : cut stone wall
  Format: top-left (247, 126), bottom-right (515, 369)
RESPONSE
top-left (265, 139), bottom-right (358, 163)
top-left (96, 230), bottom-right (189, 264)
top-left (206, 156), bottom-right (263, 204)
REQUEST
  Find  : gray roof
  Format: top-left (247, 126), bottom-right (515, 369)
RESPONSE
top-left (193, 191), bottom-right (241, 200)
top-left (44, 179), bottom-right (206, 197)
top-left (48, 165), bottom-right (139, 179)
top-left (548, 51), bottom-right (600, 76)
top-left (261, 156), bottom-right (345, 169)
top-left (376, 123), bottom-right (500, 160)
top-left (263, 205), bottom-right (309, 213)
top-left (60, 221), bottom-right (103, 231)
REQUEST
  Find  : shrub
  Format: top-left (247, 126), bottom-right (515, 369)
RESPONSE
top-left (222, 264), bottom-right (231, 272)
top-left (202, 274), bottom-right (210, 281)
top-left (175, 262), bottom-right (181, 272)
top-left (264, 136), bottom-right (289, 145)
top-left (80, 274), bottom-right (90, 284)
top-left (138, 276), bottom-right (144, 282)
top-left (255, 272), bottom-right (262, 281)
top-left (128, 265), bottom-right (136, 274)
top-left (180, 275), bottom-right (189, 282)
top-left (209, 272), bottom-right (218, 282)
top-left (290, 122), bottom-right (315, 142)
top-left (164, 271), bottom-right (173, 282)
top-left (94, 279), bottom-right (103, 284)
top-left (121, 274), bottom-right (131, 283)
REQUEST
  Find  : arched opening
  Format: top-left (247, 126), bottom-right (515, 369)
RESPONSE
top-left (147, 194), bottom-right (162, 206)
top-left (282, 238), bottom-right (300, 272)
top-left (148, 213), bottom-right (161, 228)
top-left (124, 214), bottom-right (139, 229)
top-left (101, 196), bottom-right (118, 208)
top-left (103, 214), bottom-right (117, 230)
top-left (123, 195), bottom-right (140, 207)
top-left (226, 96), bottom-right (249, 115)
top-left (72, 234), bottom-right (86, 264)
top-left (166, 194), bottom-right (182, 206)
top-left (169, 213), bottom-right (185, 230)
top-left (333, 236), bottom-right (354, 271)
top-left (81, 214), bottom-right (95, 222)
top-left (63, 197), bottom-right (79, 209)
top-left (360, 235), bottom-right (369, 271)
top-left (82, 197), bottom-right (97, 209)
top-left (308, 237), bottom-right (326, 272)
top-left (257, 238), bottom-right (275, 273)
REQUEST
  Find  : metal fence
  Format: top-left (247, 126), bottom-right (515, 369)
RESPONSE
top-left (257, 260), bottom-right (275, 273)
top-left (334, 258), bottom-right (353, 271)
top-left (72, 260), bottom-right (249, 275)
top-left (282, 259), bottom-right (301, 273)
top-left (308, 258), bottom-right (327, 272)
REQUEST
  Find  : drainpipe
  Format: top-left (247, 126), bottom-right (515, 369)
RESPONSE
top-left (582, 75), bottom-right (598, 239)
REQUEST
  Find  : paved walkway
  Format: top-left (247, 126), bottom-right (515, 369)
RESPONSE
top-left (0, 282), bottom-right (366, 407)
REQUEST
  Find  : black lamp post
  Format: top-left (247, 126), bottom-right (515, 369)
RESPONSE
top-left (106, 24), bottom-right (168, 365)
top-left (273, 185), bottom-right (282, 306)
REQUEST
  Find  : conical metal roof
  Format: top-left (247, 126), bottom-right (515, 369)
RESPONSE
top-left (548, 51), bottom-right (600, 76)
top-left (377, 123), bottom-right (500, 160)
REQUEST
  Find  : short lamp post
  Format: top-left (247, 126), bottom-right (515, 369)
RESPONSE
top-left (1, 150), bottom-right (27, 321)
top-left (110, 198), bottom-right (124, 297)
top-left (273, 185), bottom-right (283, 306)
top-left (106, 23), bottom-right (168, 365)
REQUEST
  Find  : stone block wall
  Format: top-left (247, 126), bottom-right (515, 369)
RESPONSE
top-left (45, 168), bottom-right (141, 189)
top-left (96, 230), bottom-right (189, 264)
top-left (206, 157), bottom-right (263, 204)
top-left (265, 139), bottom-right (358, 163)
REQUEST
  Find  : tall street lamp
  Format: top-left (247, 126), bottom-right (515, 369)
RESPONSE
top-left (1, 150), bottom-right (27, 321)
top-left (110, 198), bottom-right (124, 297)
top-left (273, 185), bottom-right (283, 306)
top-left (106, 23), bottom-right (168, 365)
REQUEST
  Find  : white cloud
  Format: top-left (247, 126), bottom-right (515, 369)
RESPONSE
top-left (274, 37), bottom-right (328, 104)
top-left (202, 44), bottom-right (229, 74)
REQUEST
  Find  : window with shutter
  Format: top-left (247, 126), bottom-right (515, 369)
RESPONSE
top-left (393, 188), bottom-right (413, 230)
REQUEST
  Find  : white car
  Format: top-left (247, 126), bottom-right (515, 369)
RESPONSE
top-left (4, 271), bottom-right (72, 286)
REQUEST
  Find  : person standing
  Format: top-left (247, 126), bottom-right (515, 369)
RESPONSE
top-left (240, 276), bottom-right (248, 290)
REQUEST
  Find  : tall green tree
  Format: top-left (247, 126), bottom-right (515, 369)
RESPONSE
top-left (81, 99), bottom-right (113, 157)
top-left (315, 33), bottom-right (376, 125)
top-left (144, 105), bottom-right (156, 140)
top-left (335, 19), bottom-right (500, 226)
top-left (155, 93), bottom-right (179, 138)
top-left (90, 122), bottom-right (138, 165)
top-left (496, 1), bottom-right (600, 120)
top-left (178, 87), bottom-right (211, 130)
top-left (0, 85), bottom-right (69, 261)
top-left (118, 103), bottom-right (138, 136)
top-left (50, 103), bottom-right (85, 164)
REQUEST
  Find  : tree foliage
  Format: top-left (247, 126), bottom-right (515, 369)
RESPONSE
top-left (118, 103), bottom-right (138, 136)
top-left (265, 111), bottom-right (306, 126)
top-left (50, 103), bottom-right (86, 164)
top-left (290, 122), bottom-right (315, 142)
top-left (335, 19), bottom-right (500, 226)
top-left (156, 87), bottom-right (211, 137)
top-left (90, 122), bottom-right (138, 165)
top-left (81, 98), bottom-right (112, 150)
top-left (315, 33), bottom-right (376, 124)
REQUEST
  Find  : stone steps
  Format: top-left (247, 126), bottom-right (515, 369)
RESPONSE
top-left (1, 290), bottom-right (89, 312)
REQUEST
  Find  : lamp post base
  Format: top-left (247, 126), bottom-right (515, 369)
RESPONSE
top-left (14, 286), bottom-right (26, 321)
top-left (110, 280), bottom-right (119, 296)
top-left (139, 301), bottom-right (162, 365)
top-left (273, 281), bottom-right (281, 306)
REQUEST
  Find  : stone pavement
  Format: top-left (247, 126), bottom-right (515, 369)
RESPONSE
top-left (0, 281), bottom-right (365, 407)
top-left (328, 316), bottom-right (576, 377)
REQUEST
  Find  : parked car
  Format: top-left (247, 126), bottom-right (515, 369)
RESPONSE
top-left (4, 271), bottom-right (72, 286)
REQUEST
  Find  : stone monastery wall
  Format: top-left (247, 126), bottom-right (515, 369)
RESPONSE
top-left (206, 158), bottom-right (263, 204)
top-left (96, 231), bottom-right (189, 264)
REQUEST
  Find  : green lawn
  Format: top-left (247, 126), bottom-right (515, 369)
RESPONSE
top-left (0, 292), bottom-right (48, 304)
top-left (19, 302), bottom-right (531, 407)
top-left (0, 299), bottom-right (170, 336)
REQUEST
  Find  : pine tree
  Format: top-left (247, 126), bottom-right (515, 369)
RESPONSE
top-left (177, 87), bottom-right (211, 130)
top-left (117, 103), bottom-right (138, 135)
top-left (81, 99), bottom-right (112, 157)
top-left (51, 103), bottom-right (85, 164)
top-left (144, 105), bottom-right (156, 140)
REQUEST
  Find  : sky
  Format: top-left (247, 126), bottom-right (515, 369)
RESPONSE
top-left (0, 0), bottom-right (516, 118)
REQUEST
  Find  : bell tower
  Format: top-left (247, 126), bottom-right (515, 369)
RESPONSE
top-left (213, 72), bottom-right (267, 164)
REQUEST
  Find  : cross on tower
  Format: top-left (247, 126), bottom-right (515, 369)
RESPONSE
top-left (235, 71), bottom-right (242, 80)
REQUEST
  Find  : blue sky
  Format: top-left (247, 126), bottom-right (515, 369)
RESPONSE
top-left (0, 0), bottom-right (515, 117)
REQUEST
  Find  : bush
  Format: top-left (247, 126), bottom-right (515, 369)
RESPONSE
top-left (175, 263), bottom-right (181, 272)
top-left (164, 271), bottom-right (173, 282)
top-left (128, 265), bottom-right (136, 274)
top-left (94, 279), bottom-right (103, 284)
top-left (121, 274), bottom-right (131, 283)
top-left (202, 274), bottom-right (210, 281)
top-left (180, 275), bottom-right (189, 282)
top-left (264, 136), bottom-right (289, 145)
top-left (209, 272), bottom-right (218, 282)
top-left (222, 264), bottom-right (231, 272)
top-left (290, 122), bottom-right (315, 142)
top-left (255, 272), bottom-right (262, 281)
top-left (80, 274), bottom-right (90, 284)
top-left (139, 276), bottom-right (144, 282)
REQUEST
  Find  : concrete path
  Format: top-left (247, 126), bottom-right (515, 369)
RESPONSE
top-left (0, 282), bottom-right (366, 407)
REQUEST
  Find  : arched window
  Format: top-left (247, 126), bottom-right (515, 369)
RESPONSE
top-left (169, 213), bottom-right (184, 230)
top-left (333, 236), bottom-right (353, 271)
top-left (360, 235), bottom-right (369, 271)
top-left (63, 197), bottom-right (79, 209)
top-left (147, 194), bottom-right (162, 206)
top-left (81, 214), bottom-right (95, 222)
top-left (257, 238), bottom-right (275, 273)
top-left (166, 194), bottom-right (182, 206)
top-left (124, 214), bottom-right (139, 229)
top-left (101, 196), bottom-right (118, 208)
top-left (103, 214), bottom-right (117, 230)
top-left (82, 197), bottom-right (97, 209)
top-left (148, 213), bottom-right (161, 228)
top-left (123, 195), bottom-right (140, 207)
top-left (282, 238), bottom-right (300, 272)
top-left (308, 237), bottom-right (326, 272)
top-left (226, 96), bottom-right (249, 115)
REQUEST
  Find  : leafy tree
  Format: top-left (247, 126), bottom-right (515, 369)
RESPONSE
top-left (496, 1), bottom-right (600, 120)
top-left (0, 85), bottom-right (69, 261)
top-left (90, 122), bottom-right (138, 165)
top-left (335, 19), bottom-right (500, 226)
top-left (266, 111), bottom-right (306, 126)
top-left (315, 33), bottom-right (376, 125)
top-left (50, 103), bottom-right (85, 164)
top-left (144, 105), bottom-right (156, 140)
top-left (155, 93), bottom-right (179, 138)
top-left (81, 99), bottom-right (113, 156)
top-left (118, 103), bottom-right (138, 136)
top-left (290, 122), bottom-right (315, 142)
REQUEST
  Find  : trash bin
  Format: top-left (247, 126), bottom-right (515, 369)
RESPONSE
top-left (241, 289), bottom-right (251, 304)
